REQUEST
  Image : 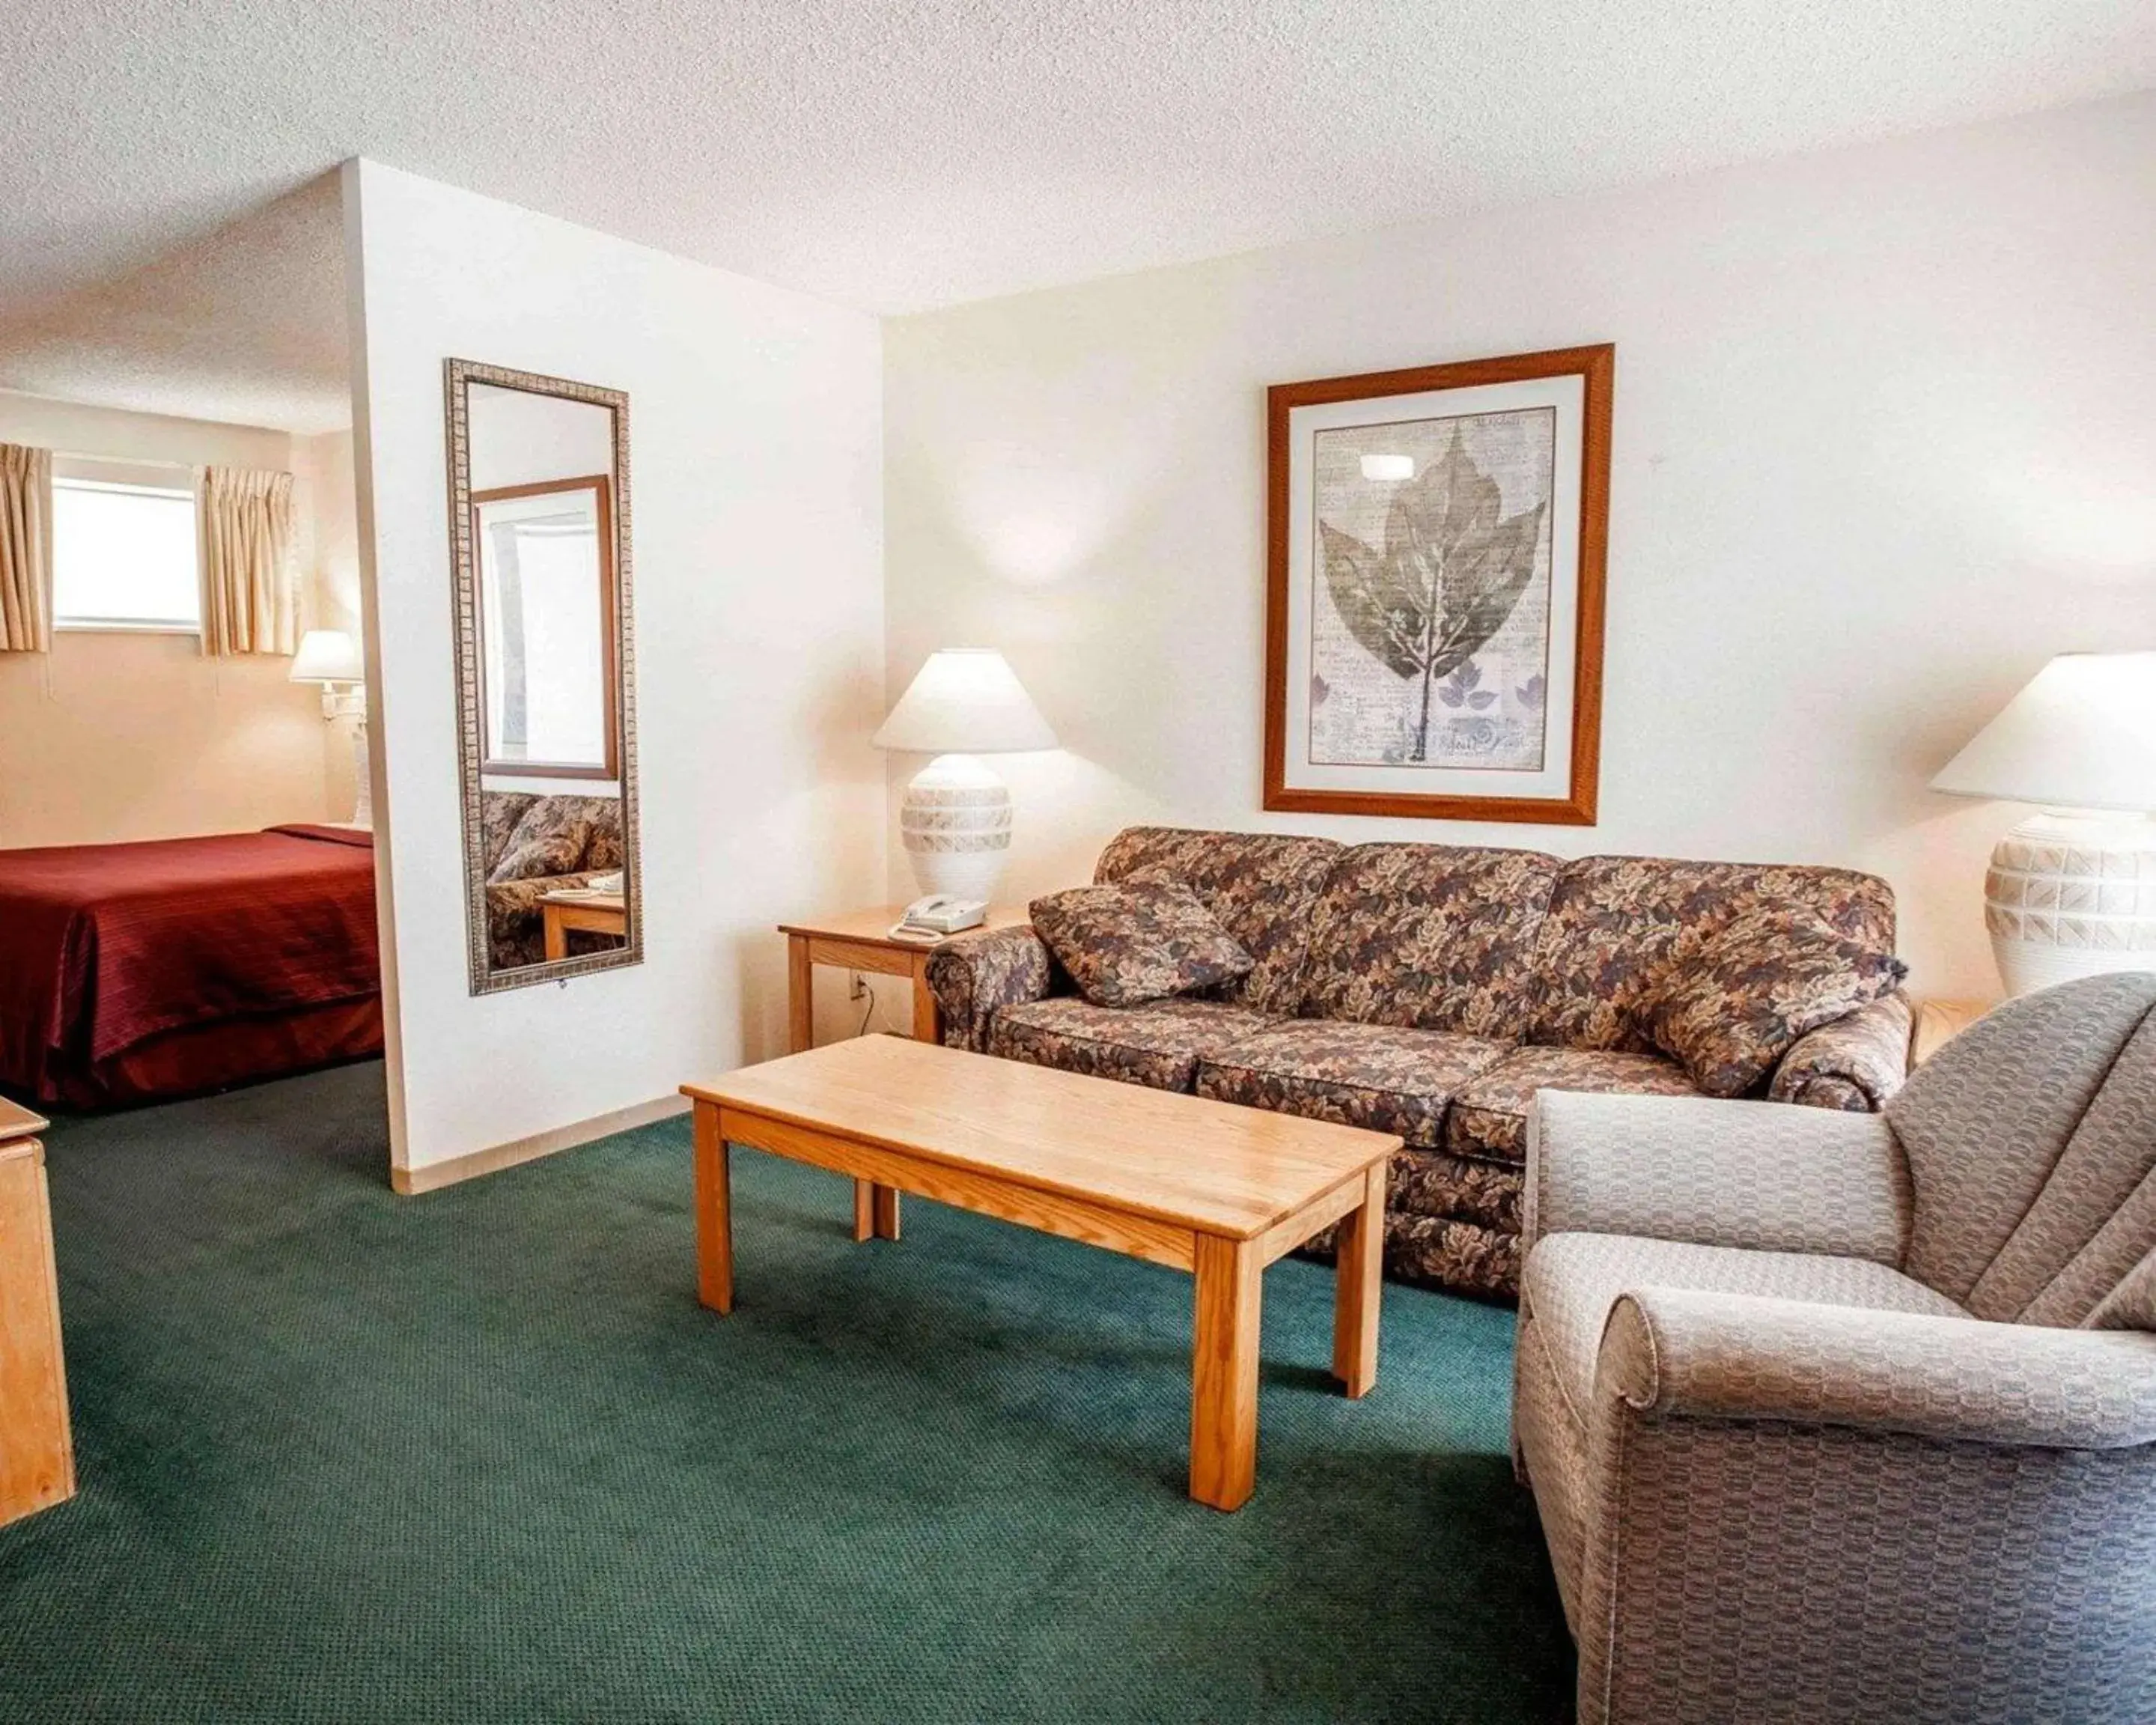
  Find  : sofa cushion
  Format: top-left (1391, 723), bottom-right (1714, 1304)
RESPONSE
top-left (1297, 842), bottom-right (1562, 1038)
top-left (1389, 1216), bottom-right (1521, 1301)
top-left (1640, 901), bottom-right (1908, 1097)
top-left (1446, 1046), bottom-right (1699, 1166)
top-left (584, 815), bottom-right (624, 872)
top-left (487, 794), bottom-right (624, 885)
top-left (1525, 854), bottom-right (1898, 1052)
top-left (1193, 1019), bottom-right (1509, 1149)
top-left (1028, 881), bottom-right (1254, 1008)
top-left (987, 997), bottom-right (1278, 1093)
top-left (1520, 1231), bottom-right (1964, 1430)
top-left (1094, 827), bottom-right (1341, 1015)
top-left (1394, 1148), bottom-right (1523, 1232)
top-left (480, 790), bottom-right (538, 873)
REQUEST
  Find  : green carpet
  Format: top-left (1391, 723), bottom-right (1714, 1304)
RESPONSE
top-left (0, 1061), bottom-right (1572, 1723)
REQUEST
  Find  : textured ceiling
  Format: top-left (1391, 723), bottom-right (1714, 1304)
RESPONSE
top-left (1, 0), bottom-right (2152, 427)
top-left (0, 175), bottom-right (349, 434)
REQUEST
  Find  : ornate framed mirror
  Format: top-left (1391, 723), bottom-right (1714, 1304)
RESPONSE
top-left (445, 359), bottom-right (641, 994)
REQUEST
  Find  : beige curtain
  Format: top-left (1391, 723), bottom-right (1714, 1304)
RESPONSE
top-left (198, 465), bottom-right (298, 656)
top-left (0, 442), bottom-right (52, 653)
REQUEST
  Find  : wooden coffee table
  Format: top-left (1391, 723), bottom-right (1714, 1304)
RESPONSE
top-left (680, 1036), bottom-right (1399, 1511)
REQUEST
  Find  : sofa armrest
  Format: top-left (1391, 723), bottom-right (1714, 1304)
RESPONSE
top-left (925, 924), bottom-right (1054, 1051)
top-left (1525, 1090), bottom-right (1907, 1264)
top-left (1601, 1287), bottom-right (2156, 1449)
top-left (485, 871), bottom-right (603, 921)
top-left (1768, 988), bottom-right (1912, 1112)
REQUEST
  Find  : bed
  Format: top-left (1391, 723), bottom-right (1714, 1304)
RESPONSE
top-left (0, 825), bottom-right (381, 1109)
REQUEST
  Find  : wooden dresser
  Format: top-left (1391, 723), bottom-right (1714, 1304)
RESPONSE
top-left (1, 1096), bottom-right (74, 1527)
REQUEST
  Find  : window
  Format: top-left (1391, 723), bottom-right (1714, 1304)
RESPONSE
top-left (52, 475), bottom-right (200, 631)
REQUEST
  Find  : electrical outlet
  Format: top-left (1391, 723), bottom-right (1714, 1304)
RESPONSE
top-left (848, 971), bottom-right (868, 1002)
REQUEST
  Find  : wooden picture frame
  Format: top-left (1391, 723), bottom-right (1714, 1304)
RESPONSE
top-left (469, 472), bottom-right (621, 781)
top-left (1264, 344), bottom-right (1612, 824)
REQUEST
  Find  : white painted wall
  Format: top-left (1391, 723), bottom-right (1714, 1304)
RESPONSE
top-left (345, 160), bottom-right (886, 1172)
top-left (0, 390), bottom-right (354, 845)
top-left (883, 94), bottom-right (2156, 1002)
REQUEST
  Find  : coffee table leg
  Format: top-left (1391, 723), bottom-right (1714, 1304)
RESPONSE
top-left (1190, 1233), bottom-right (1261, 1512)
top-left (1332, 1163), bottom-right (1386, 1398)
top-left (853, 1181), bottom-right (901, 1241)
top-left (694, 1101), bottom-right (734, 1314)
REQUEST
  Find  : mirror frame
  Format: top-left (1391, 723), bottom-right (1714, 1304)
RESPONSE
top-left (444, 358), bottom-right (642, 995)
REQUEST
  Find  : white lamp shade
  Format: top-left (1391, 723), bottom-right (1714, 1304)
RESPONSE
top-left (289, 629), bottom-right (364, 684)
top-left (1930, 651), bottom-right (2156, 814)
top-left (872, 648), bottom-right (1056, 755)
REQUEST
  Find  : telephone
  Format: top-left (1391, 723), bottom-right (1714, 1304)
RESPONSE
top-left (888, 895), bottom-right (988, 943)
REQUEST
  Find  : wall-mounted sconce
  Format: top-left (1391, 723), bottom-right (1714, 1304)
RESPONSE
top-left (290, 629), bottom-right (366, 719)
top-left (290, 629), bottom-right (371, 827)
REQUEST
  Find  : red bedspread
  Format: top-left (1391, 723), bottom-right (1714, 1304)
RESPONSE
top-left (0, 825), bottom-right (380, 1104)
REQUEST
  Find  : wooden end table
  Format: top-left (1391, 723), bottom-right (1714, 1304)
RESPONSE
top-left (541, 890), bottom-right (628, 961)
top-left (681, 1036), bottom-right (1398, 1512)
top-left (776, 906), bottom-right (1028, 1241)
top-left (0, 1096), bottom-right (73, 1528)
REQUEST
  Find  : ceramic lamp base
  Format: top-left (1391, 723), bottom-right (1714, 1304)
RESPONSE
top-left (1984, 810), bottom-right (2156, 996)
top-left (899, 753), bottom-right (1011, 901)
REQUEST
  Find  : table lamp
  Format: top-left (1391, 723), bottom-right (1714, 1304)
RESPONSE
top-left (873, 648), bottom-right (1057, 901)
top-left (1929, 650), bottom-right (2156, 995)
top-left (290, 629), bottom-right (371, 827)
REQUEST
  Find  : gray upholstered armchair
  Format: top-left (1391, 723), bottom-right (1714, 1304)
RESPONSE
top-left (1514, 971), bottom-right (2156, 1725)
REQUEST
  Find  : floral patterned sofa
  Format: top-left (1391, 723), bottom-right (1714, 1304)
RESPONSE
top-left (480, 791), bottom-right (626, 970)
top-left (926, 827), bottom-right (1911, 1300)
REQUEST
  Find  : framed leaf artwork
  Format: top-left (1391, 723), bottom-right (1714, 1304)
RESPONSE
top-left (1264, 344), bottom-right (1612, 824)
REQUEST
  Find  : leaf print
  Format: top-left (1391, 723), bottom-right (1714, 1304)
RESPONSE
top-left (1320, 521), bottom-right (1421, 681)
top-left (1436, 660), bottom-right (1498, 712)
top-left (1319, 428), bottom-right (1545, 760)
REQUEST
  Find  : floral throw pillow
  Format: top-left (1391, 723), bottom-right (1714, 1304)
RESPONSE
top-left (1640, 901), bottom-right (1908, 1098)
top-left (1028, 881), bottom-right (1255, 1008)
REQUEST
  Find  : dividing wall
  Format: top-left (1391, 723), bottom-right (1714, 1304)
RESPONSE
top-left (346, 161), bottom-right (885, 1176)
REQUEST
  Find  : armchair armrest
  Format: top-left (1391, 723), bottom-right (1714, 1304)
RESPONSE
top-left (1525, 1089), bottom-right (1907, 1264)
top-left (1601, 1287), bottom-right (2156, 1449)
top-left (924, 924), bottom-right (1054, 1051)
top-left (1769, 988), bottom-right (1912, 1112)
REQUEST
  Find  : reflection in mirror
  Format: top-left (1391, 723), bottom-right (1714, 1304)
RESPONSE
top-left (475, 476), bottom-right (615, 776)
top-left (446, 363), bottom-right (639, 994)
